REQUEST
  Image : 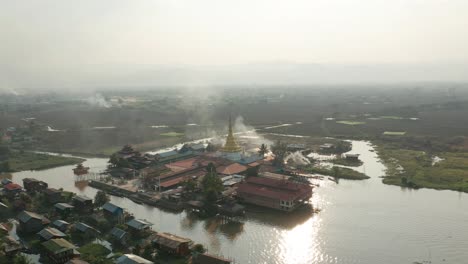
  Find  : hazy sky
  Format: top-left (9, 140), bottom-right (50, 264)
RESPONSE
top-left (2, 0), bottom-right (468, 89)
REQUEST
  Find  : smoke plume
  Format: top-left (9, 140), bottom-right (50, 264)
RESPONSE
top-left (284, 151), bottom-right (311, 166)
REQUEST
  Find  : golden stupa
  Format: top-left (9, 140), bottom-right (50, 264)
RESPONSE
top-left (223, 115), bottom-right (242, 153)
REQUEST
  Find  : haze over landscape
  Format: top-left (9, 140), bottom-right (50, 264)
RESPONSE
top-left (2, 0), bottom-right (468, 91)
top-left (1, 1), bottom-right (468, 264)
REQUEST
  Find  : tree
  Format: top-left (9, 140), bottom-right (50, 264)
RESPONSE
top-left (13, 255), bottom-right (32, 264)
top-left (271, 140), bottom-right (288, 167)
top-left (132, 244), bottom-right (141, 255)
top-left (183, 178), bottom-right (197, 193)
top-left (201, 163), bottom-right (223, 201)
top-left (94, 191), bottom-right (110, 207)
top-left (192, 244), bottom-right (206, 254)
top-left (258, 144), bottom-right (268, 157)
top-left (332, 167), bottom-right (340, 184)
top-left (245, 167), bottom-right (258, 177)
top-left (0, 161), bottom-right (10, 173)
top-left (142, 245), bottom-right (154, 261)
top-left (141, 172), bottom-right (157, 188)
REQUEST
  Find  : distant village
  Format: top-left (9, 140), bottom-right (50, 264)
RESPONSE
top-left (0, 117), bottom-right (362, 264)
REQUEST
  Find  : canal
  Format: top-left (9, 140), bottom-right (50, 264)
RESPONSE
top-left (10, 141), bottom-right (468, 264)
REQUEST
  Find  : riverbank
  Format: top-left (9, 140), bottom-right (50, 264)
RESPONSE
top-left (376, 143), bottom-right (468, 193)
top-left (2, 151), bottom-right (84, 172)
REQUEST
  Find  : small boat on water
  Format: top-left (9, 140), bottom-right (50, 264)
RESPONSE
top-left (73, 163), bottom-right (90, 175)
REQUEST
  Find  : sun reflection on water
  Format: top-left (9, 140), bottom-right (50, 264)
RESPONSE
top-left (278, 214), bottom-right (322, 264)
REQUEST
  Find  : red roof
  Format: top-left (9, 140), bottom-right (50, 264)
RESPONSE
top-left (160, 177), bottom-right (188, 188)
top-left (160, 170), bottom-right (205, 188)
top-left (237, 177), bottom-right (312, 201)
top-left (4, 183), bottom-right (22, 191)
top-left (216, 163), bottom-right (247, 175)
top-left (165, 158), bottom-right (199, 172)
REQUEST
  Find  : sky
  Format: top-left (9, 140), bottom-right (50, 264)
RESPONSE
top-left (1, 0), bottom-right (468, 90)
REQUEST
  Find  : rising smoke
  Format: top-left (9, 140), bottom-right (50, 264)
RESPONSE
top-left (284, 151), bottom-right (311, 166)
top-left (86, 93), bottom-right (111, 108)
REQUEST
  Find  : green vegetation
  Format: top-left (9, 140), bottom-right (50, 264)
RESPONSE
top-left (201, 163), bottom-right (223, 201)
top-left (2, 151), bottom-right (84, 172)
top-left (336, 121), bottom-right (366, 125)
top-left (94, 191), bottom-right (110, 208)
top-left (331, 158), bottom-right (363, 167)
top-left (160, 132), bottom-right (185, 137)
top-left (258, 143), bottom-right (268, 157)
top-left (377, 143), bottom-right (468, 192)
top-left (303, 165), bottom-right (370, 180)
top-left (78, 243), bottom-right (112, 264)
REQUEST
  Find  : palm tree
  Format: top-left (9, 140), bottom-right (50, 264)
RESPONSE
top-left (258, 144), bottom-right (268, 157)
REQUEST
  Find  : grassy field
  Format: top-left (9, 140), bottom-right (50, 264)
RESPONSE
top-left (5, 151), bottom-right (84, 172)
top-left (160, 132), bottom-right (185, 137)
top-left (376, 143), bottom-right (468, 192)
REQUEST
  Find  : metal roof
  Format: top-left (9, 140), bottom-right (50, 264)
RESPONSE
top-left (42, 238), bottom-right (75, 254)
top-left (37, 227), bottom-right (66, 240)
top-left (75, 222), bottom-right (99, 234)
top-left (110, 227), bottom-right (128, 240)
top-left (102, 202), bottom-right (123, 214)
top-left (18, 210), bottom-right (42, 223)
top-left (126, 219), bottom-right (153, 230)
top-left (153, 232), bottom-right (191, 249)
top-left (73, 195), bottom-right (92, 203)
top-left (54, 203), bottom-right (74, 210)
top-left (116, 254), bottom-right (154, 264)
top-left (52, 220), bottom-right (70, 228)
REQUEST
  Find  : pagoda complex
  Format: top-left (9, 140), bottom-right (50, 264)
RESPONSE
top-left (222, 116), bottom-right (242, 160)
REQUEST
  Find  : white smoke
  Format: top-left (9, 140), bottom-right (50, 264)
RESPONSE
top-left (234, 116), bottom-right (273, 147)
top-left (86, 93), bottom-right (111, 108)
top-left (284, 151), bottom-right (311, 166)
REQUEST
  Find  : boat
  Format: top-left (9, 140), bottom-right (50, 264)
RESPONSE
top-left (73, 163), bottom-right (90, 175)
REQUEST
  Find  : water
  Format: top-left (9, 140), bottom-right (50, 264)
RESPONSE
top-left (11, 141), bottom-right (468, 264)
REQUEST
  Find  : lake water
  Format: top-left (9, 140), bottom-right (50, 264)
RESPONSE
top-left (11, 141), bottom-right (468, 264)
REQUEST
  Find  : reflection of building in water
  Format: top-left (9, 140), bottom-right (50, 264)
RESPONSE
top-left (74, 180), bottom-right (88, 191)
top-left (219, 221), bottom-right (245, 241)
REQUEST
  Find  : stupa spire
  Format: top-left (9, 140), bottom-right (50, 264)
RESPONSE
top-left (223, 114), bottom-right (242, 153)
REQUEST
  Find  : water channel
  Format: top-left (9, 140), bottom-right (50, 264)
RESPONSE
top-left (10, 140), bottom-right (468, 264)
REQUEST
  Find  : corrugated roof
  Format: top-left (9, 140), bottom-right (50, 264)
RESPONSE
top-left (102, 202), bottom-right (122, 214)
top-left (18, 210), bottom-right (42, 223)
top-left (42, 238), bottom-right (75, 254)
top-left (75, 222), bottom-right (99, 234)
top-left (37, 227), bottom-right (66, 240)
top-left (157, 150), bottom-right (178, 158)
top-left (126, 219), bottom-right (152, 230)
top-left (110, 227), bottom-right (128, 240)
top-left (73, 195), bottom-right (92, 203)
top-left (55, 203), bottom-right (74, 210)
top-left (237, 177), bottom-right (312, 201)
top-left (52, 220), bottom-right (69, 228)
top-left (116, 254), bottom-right (154, 264)
top-left (153, 232), bottom-right (191, 249)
